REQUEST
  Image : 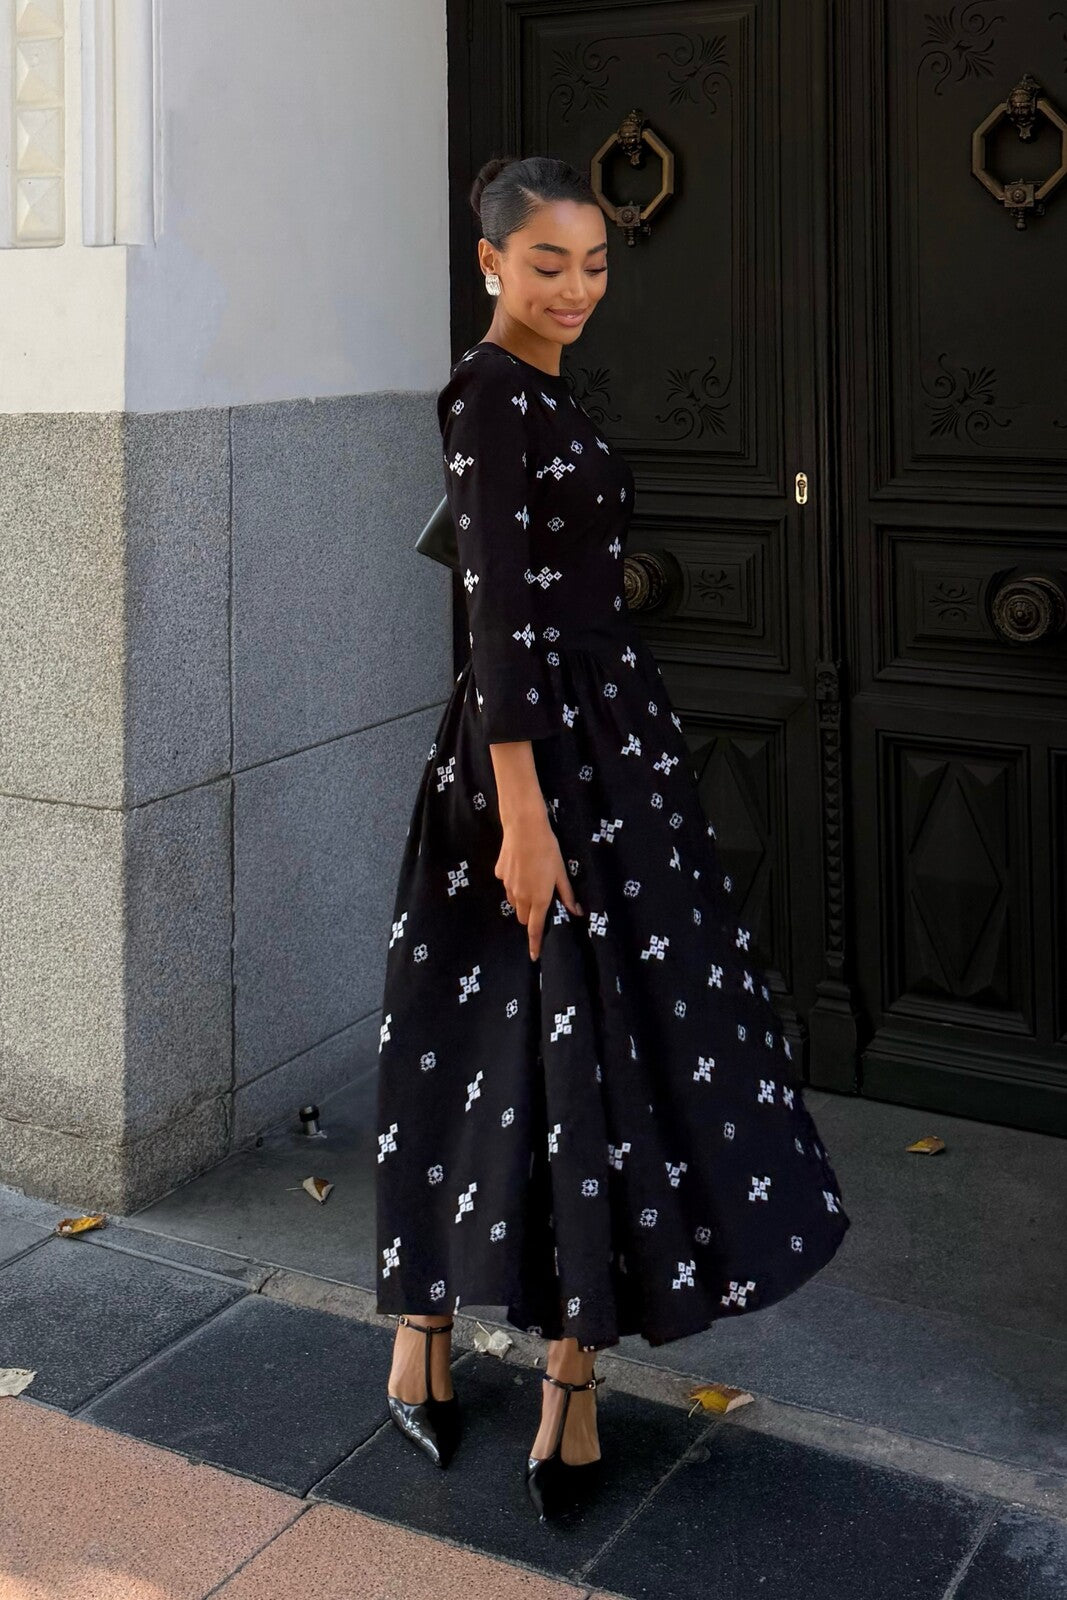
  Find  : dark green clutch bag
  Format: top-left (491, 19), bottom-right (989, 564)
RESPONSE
top-left (416, 494), bottom-right (459, 572)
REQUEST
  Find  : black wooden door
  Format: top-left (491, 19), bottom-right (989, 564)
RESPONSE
top-left (447, 0), bottom-right (1067, 1134)
top-left (838, 2), bottom-right (1067, 1135)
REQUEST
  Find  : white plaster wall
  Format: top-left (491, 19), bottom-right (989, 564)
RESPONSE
top-left (0, 0), bottom-right (449, 413)
top-left (127, 0), bottom-right (449, 409)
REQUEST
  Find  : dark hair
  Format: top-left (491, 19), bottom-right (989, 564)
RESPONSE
top-left (470, 155), bottom-right (599, 249)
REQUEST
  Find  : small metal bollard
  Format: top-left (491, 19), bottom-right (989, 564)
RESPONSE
top-left (298, 1103), bottom-right (321, 1136)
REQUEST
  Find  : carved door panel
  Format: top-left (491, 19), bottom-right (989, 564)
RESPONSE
top-left (839, 2), bottom-right (1067, 1134)
top-left (451, 0), bottom-right (835, 1070)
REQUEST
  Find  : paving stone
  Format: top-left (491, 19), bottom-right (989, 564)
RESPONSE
top-left (312, 1353), bottom-right (706, 1580)
top-left (214, 1502), bottom-right (589, 1599)
top-left (0, 1183), bottom-right (72, 1265)
top-left (0, 1235), bottom-right (245, 1409)
top-left (610, 1282), bottom-right (1067, 1477)
top-left (585, 1423), bottom-right (990, 1600)
top-left (84, 1295), bottom-right (397, 1494)
top-left (85, 1223), bottom-right (276, 1287)
top-left (955, 1505), bottom-right (1067, 1600)
top-left (0, 1398), bottom-right (298, 1598)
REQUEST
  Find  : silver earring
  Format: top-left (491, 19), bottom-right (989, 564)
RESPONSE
top-left (485, 272), bottom-right (501, 296)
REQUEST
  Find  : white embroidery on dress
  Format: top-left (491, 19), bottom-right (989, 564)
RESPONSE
top-left (458, 964), bottom-right (481, 1003)
top-left (525, 565), bottom-right (562, 588)
top-left (536, 455), bottom-right (574, 480)
top-left (446, 860), bottom-right (470, 896)
top-left (465, 1070), bottom-right (484, 1111)
top-left (377, 1123), bottom-right (398, 1162)
top-left (550, 1004), bottom-right (577, 1042)
top-left (592, 817), bottom-right (624, 843)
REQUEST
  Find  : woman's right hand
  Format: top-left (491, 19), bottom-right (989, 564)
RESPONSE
top-left (495, 814), bottom-right (584, 961)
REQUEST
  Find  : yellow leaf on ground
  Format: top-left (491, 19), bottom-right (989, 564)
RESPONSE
top-left (687, 1382), bottom-right (754, 1416)
top-left (906, 1136), bottom-right (946, 1154)
top-left (55, 1213), bottom-right (107, 1236)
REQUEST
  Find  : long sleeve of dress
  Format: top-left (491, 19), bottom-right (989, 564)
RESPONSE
top-left (438, 357), bottom-right (558, 745)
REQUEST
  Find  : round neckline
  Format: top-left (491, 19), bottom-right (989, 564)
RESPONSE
top-left (469, 340), bottom-right (571, 384)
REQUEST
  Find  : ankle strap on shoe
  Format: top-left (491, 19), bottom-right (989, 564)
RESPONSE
top-left (541, 1371), bottom-right (603, 1392)
top-left (395, 1315), bottom-right (454, 1333)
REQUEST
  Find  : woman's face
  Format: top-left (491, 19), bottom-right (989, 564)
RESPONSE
top-left (480, 199), bottom-right (609, 348)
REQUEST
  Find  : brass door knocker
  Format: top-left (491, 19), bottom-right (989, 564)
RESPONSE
top-left (590, 108), bottom-right (675, 246)
top-left (971, 72), bottom-right (1067, 229)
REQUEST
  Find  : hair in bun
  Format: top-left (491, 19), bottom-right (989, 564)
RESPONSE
top-left (469, 155), bottom-right (598, 249)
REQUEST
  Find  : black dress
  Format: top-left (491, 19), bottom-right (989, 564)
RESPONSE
top-left (375, 339), bottom-right (850, 1351)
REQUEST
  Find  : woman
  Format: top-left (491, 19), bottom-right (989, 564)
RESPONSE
top-left (375, 154), bottom-right (851, 1521)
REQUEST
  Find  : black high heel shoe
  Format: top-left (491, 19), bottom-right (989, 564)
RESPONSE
top-left (387, 1314), bottom-right (461, 1468)
top-left (525, 1370), bottom-right (605, 1521)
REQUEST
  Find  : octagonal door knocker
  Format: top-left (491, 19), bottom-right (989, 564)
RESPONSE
top-left (590, 108), bottom-right (675, 246)
top-left (971, 72), bottom-right (1067, 229)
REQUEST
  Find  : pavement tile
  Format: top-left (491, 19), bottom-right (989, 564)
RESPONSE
top-left (0, 1235), bottom-right (246, 1409)
top-left (312, 1353), bottom-right (706, 1580)
top-left (84, 1223), bottom-right (277, 1287)
top-left (0, 1397), bottom-right (299, 1599)
top-left (610, 1282), bottom-right (1067, 1477)
top-left (0, 1185), bottom-right (73, 1266)
top-left (955, 1505), bottom-right (1067, 1600)
top-left (84, 1295), bottom-right (397, 1494)
top-left (585, 1423), bottom-right (990, 1600)
top-left (214, 1502), bottom-right (589, 1599)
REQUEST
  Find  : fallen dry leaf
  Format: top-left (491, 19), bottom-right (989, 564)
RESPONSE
top-left (687, 1381), bottom-right (755, 1417)
top-left (301, 1176), bottom-right (333, 1203)
top-left (471, 1322), bottom-right (513, 1357)
top-left (906, 1136), bottom-right (946, 1154)
top-left (55, 1213), bottom-right (107, 1236)
top-left (0, 1368), bottom-right (36, 1397)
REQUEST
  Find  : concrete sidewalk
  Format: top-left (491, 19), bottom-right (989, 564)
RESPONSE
top-left (2, 1075), bottom-right (1066, 1598)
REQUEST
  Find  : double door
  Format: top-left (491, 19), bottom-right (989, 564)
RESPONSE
top-left (448, 0), bottom-right (1067, 1134)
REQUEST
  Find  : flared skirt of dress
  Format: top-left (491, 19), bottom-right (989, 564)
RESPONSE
top-left (375, 632), bottom-right (851, 1350)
